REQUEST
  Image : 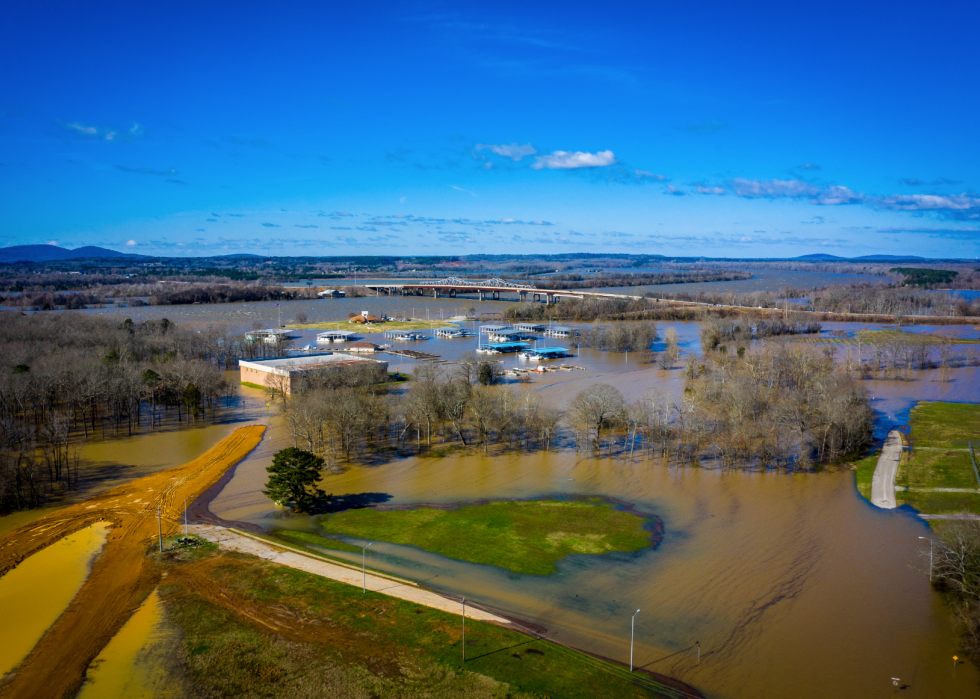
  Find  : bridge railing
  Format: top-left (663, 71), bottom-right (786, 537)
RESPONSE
top-left (410, 276), bottom-right (537, 290)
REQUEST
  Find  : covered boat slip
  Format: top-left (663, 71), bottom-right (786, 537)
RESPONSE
top-left (384, 330), bottom-right (429, 341)
top-left (519, 346), bottom-right (573, 360)
top-left (542, 326), bottom-right (577, 338)
top-left (434, 327), bottom-right (474, 338)
top-left (512, 322), bottom-right (546, 332)
top-left (476, 341), bottom-right (530, 354)
top-left (316, 330), bottom-right (359, 343)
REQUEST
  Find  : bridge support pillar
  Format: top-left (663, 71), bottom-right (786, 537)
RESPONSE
top-left (479, 290), bottom-right (486, 301)
top-left (450, 289), bottom-right (456, 298)
top-left (492, 291), bottom-right (499, 300)
top-left (520, 291), bottom-right (527, 302)
top-left (547, 293), bottom-right (555, 304)
top-left (433, 289), bottom-right (439, 298)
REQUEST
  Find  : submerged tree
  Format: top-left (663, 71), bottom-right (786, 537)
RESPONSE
top-left (263, 447), bottom-right (329, 512)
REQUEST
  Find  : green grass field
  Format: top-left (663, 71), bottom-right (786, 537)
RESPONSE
top-left (852, 453), bottom-right (878, 500)
top-left (159, 547), bottom-right (685, 699)
top-left (318, 498), bottom-right (655, 576)
top-left (895, 402), bottom-right (980, 514)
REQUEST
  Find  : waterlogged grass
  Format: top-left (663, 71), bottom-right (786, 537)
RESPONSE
top-left (319, 499), bottom-right (654, 575)
top-left (895, 402), bottom-right (980, 514)
top-left (814, 329), bottom-right (979, 345)
top-left (159, 550), bottom-right (680, 699)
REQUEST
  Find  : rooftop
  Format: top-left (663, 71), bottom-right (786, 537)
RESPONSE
top-left (240, 353), bottom-right (385, 372)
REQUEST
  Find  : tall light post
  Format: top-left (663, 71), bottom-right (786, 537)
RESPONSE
top-left (919, 536), bottom-right (933, 581)
top-left (157, 507), bottom-right (163, 552)
top-left (630, 609), bottom-right (641, 671)
top-left (362, 542), bottom-right (373, 592)
top-left (462, 598), bottom-right (467, 662)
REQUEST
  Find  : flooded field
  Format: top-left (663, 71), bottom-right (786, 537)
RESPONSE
top-left (0, 523), bottom-right (110, 677)
top-left (73, 268), bottom-right (889, 333)
top-left (2, 308), bottom-right (978, 699)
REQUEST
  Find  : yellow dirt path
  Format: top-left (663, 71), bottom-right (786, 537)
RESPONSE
top-left (0, 425), bottom-right (265, 699)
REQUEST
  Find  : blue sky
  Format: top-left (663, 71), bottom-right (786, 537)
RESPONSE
top-left (2, 0), bottom-right (978, 258)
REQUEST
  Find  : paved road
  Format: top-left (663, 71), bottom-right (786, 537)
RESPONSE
top-left (870, 430), bottom-right (903, 509)
top-left (190, 524), bottom-right (515, 625)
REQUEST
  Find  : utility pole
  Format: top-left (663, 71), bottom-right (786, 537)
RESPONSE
top-left (630, 609), bottom-right (641, 671)
top-left (919, 536), bottom-right (933, 581)
top-left (462, 598), bottom-right (466, 662)
top-left (157, 507), bottom-right (163, 552)
top-left (362, 543), bottom-right (372, 592)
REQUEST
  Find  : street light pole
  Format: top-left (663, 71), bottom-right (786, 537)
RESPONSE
top-left (362, 543), bottom-right (373, 592)
top-left (157, 507), bottom-right (163, 552)
top-left (630, 609), bottom-right (641, 671)
top-left (919, 536), bottom-right (933, 581)
top-left (462, 598), bottom-right (467, 662)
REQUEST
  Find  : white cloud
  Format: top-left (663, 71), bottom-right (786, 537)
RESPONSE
top-left (732, 178), bottom-right (820, 198)
top-left (65, 123), bottom-right (98, 135)
top-left (814, 186), bottom-right (863, 205)
top-left (875, 193), bottom-right (980, 212)
top-left (696, 185), bottom-right (726, 195)
top-left (635, 169), bottom-right (667, 181)
top-left (532, 150), bottom-right (616, 170)
top-left (125, 239), bottom-right (137, 246)
top-left (450, 185), bottom-right (477, 196)
top-left (475, 143), bottom-right (537, 161)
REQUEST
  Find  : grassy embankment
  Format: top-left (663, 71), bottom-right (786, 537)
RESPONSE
top-left (854, 403), bottom-right (980, 513)
top-left (315, 498), bottom-right (656, 576)
top-left (895, 402), bottom-right (980, 514)
top-left (286, 319), bottom-right (460, 333)
top-left (157, 541), bottom-right (691, 699)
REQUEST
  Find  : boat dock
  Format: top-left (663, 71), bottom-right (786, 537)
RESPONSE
top-left (385, 349), bottom-right (441, 360)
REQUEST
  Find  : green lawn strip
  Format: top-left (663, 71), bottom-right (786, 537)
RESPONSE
top-left (272, 528), bottom-right (362, 554)
top-left (851, 453), bottom-right (879, 500)
top-left (160, 550), bottom-right (680, 699)
top-left (892, 402), bottom-right (980, 514)
top-left (319, 499), bottom-right (654, 576)
top-left (908, 402), bottom-right (980, 448)
top-left (897, 490), bottom-right (980, 515)
top-left (239, 381), bottom-right (274, 392)
top-left (898, 403), bottom-right (980, 494)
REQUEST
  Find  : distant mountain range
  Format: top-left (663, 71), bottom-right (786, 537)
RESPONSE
top-left (0, 244), bottom-right (143, 263)
top-left (793, 254), bottom-right (925, 262)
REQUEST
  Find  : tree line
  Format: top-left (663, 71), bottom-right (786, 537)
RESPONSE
top-left (0, 314), bottom-right (243, 512)
top-left (280, 329), bottom-right (869, 472)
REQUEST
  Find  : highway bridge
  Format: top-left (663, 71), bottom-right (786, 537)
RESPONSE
top-left (362, 276), bottom-right (642, 302)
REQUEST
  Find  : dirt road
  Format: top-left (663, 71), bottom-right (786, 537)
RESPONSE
top-left (0, 425), bottom-right (265, 699)
top-left (871, 430), bottom-right (902, 509)
top-left (190, 524), bottom-right (515, 624)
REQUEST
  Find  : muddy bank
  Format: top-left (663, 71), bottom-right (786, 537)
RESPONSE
top-left (0, 425), bottom-right (265, 699)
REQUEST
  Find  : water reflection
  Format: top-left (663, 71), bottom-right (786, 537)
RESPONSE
top-left (0, 523), bottom-right (110, 677)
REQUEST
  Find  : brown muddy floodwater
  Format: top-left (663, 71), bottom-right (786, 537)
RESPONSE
top-left (76, 589), bottom-right (187, 699)
top-left (0, 523), bottom-right (110, 678)
top-left (2, 310), bottom-right (976, 699)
